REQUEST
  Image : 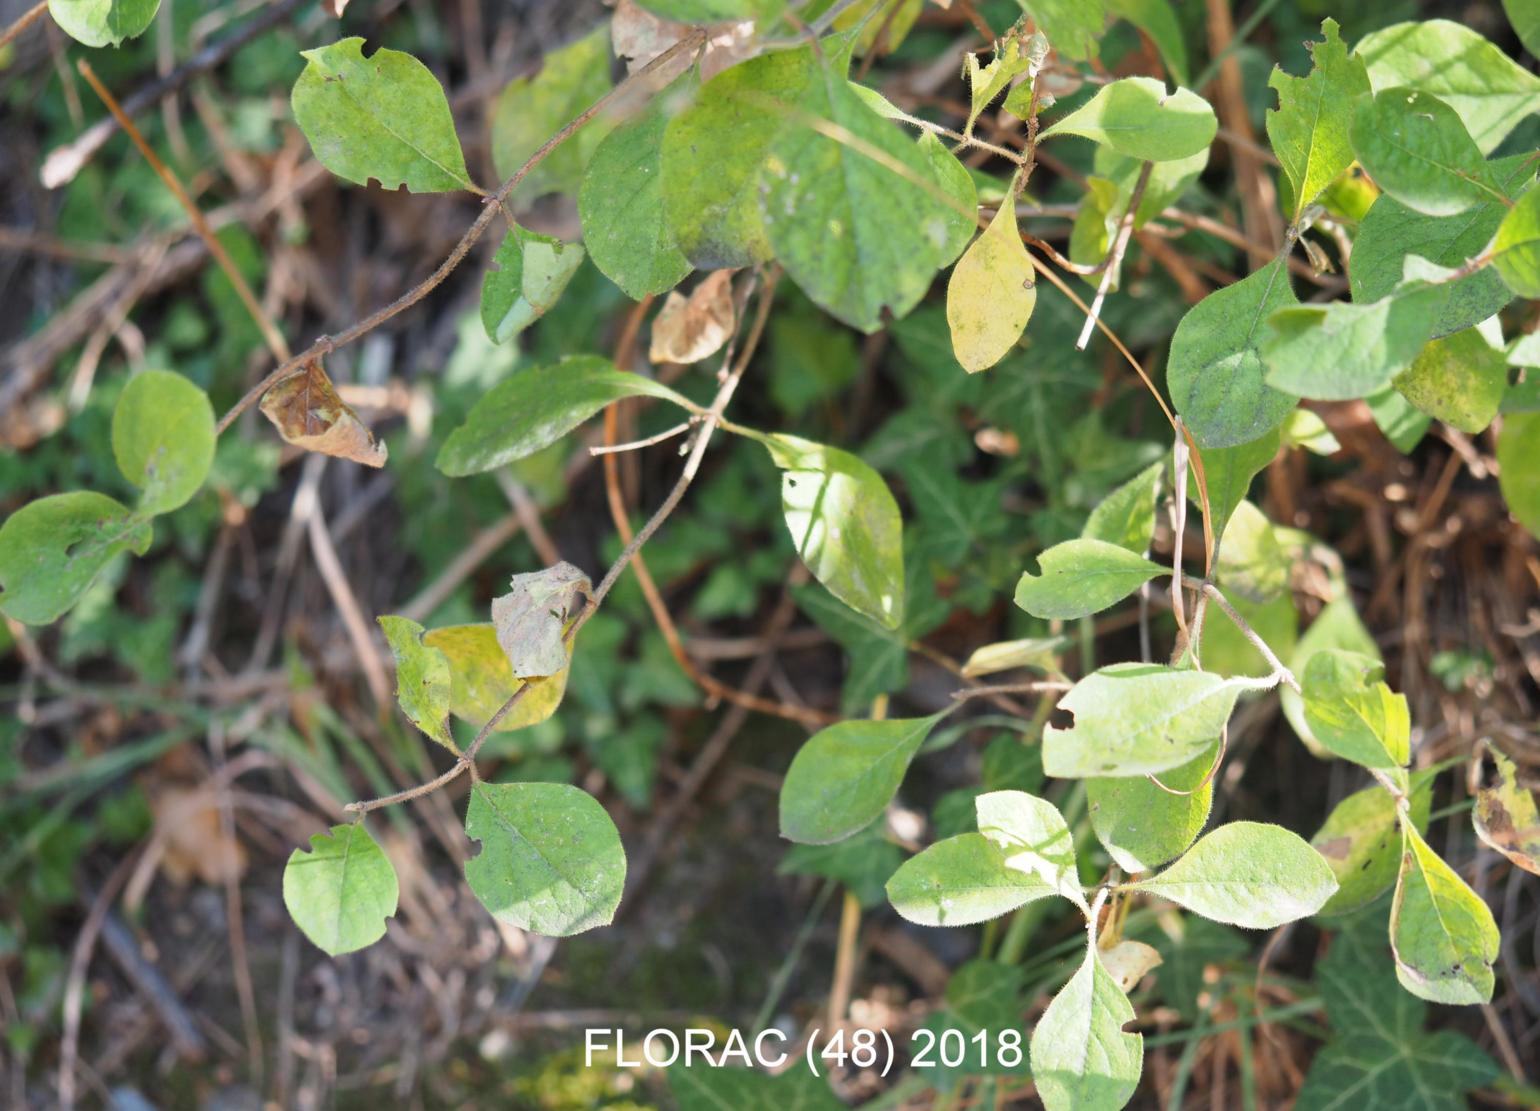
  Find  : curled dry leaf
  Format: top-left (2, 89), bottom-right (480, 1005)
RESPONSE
top-left (152, 785), bottom-right (248, 887)
top-left (492, 561), bottom-right (593, 679)
top-left (649, 269), bottom-right (736, 365)
top-left (1098, 938), bottom-right (1163, 993)
top-left (259, 359), bottom-right (388, 468)
top-left (612, 0), bottom-right (755, 85)
top-left (1474, 740), bottom-right (1540, 875)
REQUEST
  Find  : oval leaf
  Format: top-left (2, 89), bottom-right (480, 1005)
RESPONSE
top-left (0, 492), bottom-right (151, 626)
top-left (1473, 742), bottom-right (1540, 875)
top-left (779, 713), bottom-right (944, 844)
top-left (946, 197), bottom-right (1036, 373)
top-left (1490, 184), bottom-right (1540, 298)
top-left (377, 615), bottom-right (455, 751)
top-left (1390, 824), bottom-right (1498, 1004)
top-left (481, 225), bottom-right (586, 344)
top-left (1040, 77), bottom-right (1216, 162)
top-left (1350, 88), bottom-right (1501, 217)
top-left (1301, 649), bottom-right (1410, 769)
top-left (490, 26), bottom-right (613, 202)
top-left (1088, 744), bottom-right (1216, 873)
top-left (976, 789), bottom-right (1085, 908)
top-left (885, 832), bottom-right (1055, 926)
top-left (111, 370), bottom-right (215, 515)
top-left (283, 823), bottom-right (399, 956)
top-left (1029, 940), bottom-right (1143, 1111)
top-left (48, 0), bottom-right (160, 47)
top-left (1014, 538), bottom-right (1164, 620)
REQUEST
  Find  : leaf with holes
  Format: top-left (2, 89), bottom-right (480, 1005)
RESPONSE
top-left (283, 823), bottom-right (399, 956)
top-left (1015, 539), bottom-right (1164, 621)
top-left (1265, 19), bottom-right (1371, 222)
top-left (1473, 742), bottom-right (1540, 876)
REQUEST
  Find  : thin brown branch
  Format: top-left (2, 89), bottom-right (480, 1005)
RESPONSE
top-left (0, 0), bottom-right (46, 51)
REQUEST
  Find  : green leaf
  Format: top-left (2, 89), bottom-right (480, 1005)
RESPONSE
top-left (377, 616), bottom-right (455, 751)
top-left (1017, 0), bottom-right (1106, 62)
top-left (1301, 650), bottom-right (1410, 770)
top-left (765, 433), bottom-right (906, 629)
top-left (1368, 386), bottom-right (1432, 452)
top-left (463, 781), bottom-right (625, 936)
top-left (1498, 412), bottom-right (1540, 540)
top-left (437, 356), bottom-right (692, 476)
top-left (110, 370), bottom-right (215, 515)
top-left (636, 0), bottom-right (782, 21)
top-left (490, 25), bottom-right (612, 202)
top-left (1473, 742), bottom-right (1540, 875)
top-left (671, 1065), bottom-right (842, 1111)
top-left (1505, 0), bottom-right (1540, 57)
top-left (1390, 824), bottom-right (1498, 1004)
top-left (283, 824), bottom-right (399, 956)
top-left (1355, 20), bottom-right (1540, 155)
top-left (1106, 0), bottom-right (1187, 84)
top-left (1083, 460), bottom-right (1162, 554)
top-left (1014, 538), bottom-right (1164, 620)
top-left (48, 0), bottom-right (159, 47)
top-left (1490, 184), bottom-right (1540, 297)
top-left (1168, 257), bottom-right (1299, 449)
top-left (886, 832), bottom-right (1056, 926)
top-left (1350, 88), bottom-right (1502, 217)
top-left (423, 624), bottom-right (570, 732)
top-left (946, 195), bottom-right (1036, 373)
top-left (661, 46), bottom-right (818, 269)
top-left (1088, 743), bottom-right (1216, 873)
top-left (760, 59), bottom-right (958, 332)
top-left (779, 824), bottom-right (903, 908)
top-left (963, 35), bottom-right (1033, 136)
top-left (292, 38), bottom-right (474, 193)
top-left (1029, 937), bottom-right (1142, 1111)
top-left (0, 493), bottom-right (151, 626)
top-left (578, 91), bottom-right (694, 300)
top-left (1213, 500), bottom-right (1289, 603)
top-left (1132, 821), bottom-right (1338, 928)
top-left (480, 226), bottom-right (585, 343)
top-left (1190, 428), bottom-right (1280, 545)
top-left (779, 713), bottom-right (944, 844)
top-left (1043, 664), bottom-right (1244, 779)
top-left (1392, 326), bottom-right (1508, 434)
top-left (975, 790), bottom-right (1085, 908)
top-left (1312, 773), bottom-right (1434, 916)
top-left (917, 131), bottom-right (980, 267)
top-left (1040, 77), bottom-right (1216, 162)
top-left (1265, 19), bottom-right (1371, 222)
top-left (1281, 593), bottom-right (1379, 757)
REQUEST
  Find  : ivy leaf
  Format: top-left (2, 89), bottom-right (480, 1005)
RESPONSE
top-left (491, 562), bottom-right (591, 679)
top-left (1131, 821), bottom-right (1338, 928)
top-left (1043, 664), bottom-right (1243, 779)
top-left (1040, 77), bottom-right (1216, 162)
top-left (1392, 326), bottom-right (1508, 434)
top-left (490, 25), bottom-right (613, 202)
top-left (1189, 428), bottom-right (1280, 546)
top-left (779, 713), bottom-right (945, 844)
top-left (1014, 538), bottom-right (1164, 621)
top-left (1088, 743), bottom-right (1216, 873)
top-left (1106, 0), bottom-right (1187, 84)
top-left (1390, 824), bottom-right (1498, 1004)
top-left (423, 624), bottom-right (570, 732)
top-left (48, 0), bottom-right (160, 48)
top-left (975, 790), bottom-right (1086, 909)
top-left (946, 196), bottom-right (1036, 373)
top-left (1029, 936), bottom-right (1142, 1111)
top-left (1301, 650), bottom-right (1410, 770)
top-left (1266, 18), bottom-right (1370, 223)
top-left (0, 493), bottom-right (151, 626)
top-left (259, 359), bottom-right (388, 468)
top-left (111, 370), bottom-right (215, 515)
top-left (437, 356), bottom-right (692, 476)
top-left (377, 616), bottom-right (455, 751)
top-left (578, 92), bottom-right (693, 301)
top-left (886, 832), bottom-right (1057, 926)
top-left (1312, 772), bottom-right (1434, 916)
top-left (1355, 20), bottom-right (1540, 155)
top-left (463, 781), bottom-right (626, 936)
top-left (1490, 184), bottom-right (1540, 298)
top-left (1168, 257), bottom-right (1299, 449)
top-left (1473, 742), bottom-right (1540, 875)
top-left (759, 58), bottom-right (957, 332)
top-left (292, 39), bottom-right (474, 193)
top-left (480, 226), bottom-right (585, 344)
top-left (661, 46), bottom-right (818, 269)
top-left (765, 433), bottom-right (906, 629)
top-left (1083, 461), bottom-right (1162, 554)
top-left (1498, 412), bottom-right (1540, 540)
top-left (1350, 88), bottom-right (1501, 218)
top-left (282, 824), bottom-right (399, 956)
top-left (1018, 0), bottom-right (1106, 63)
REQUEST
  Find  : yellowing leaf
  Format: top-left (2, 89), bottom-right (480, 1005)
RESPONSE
top-left (259, 360), bottom-right (387, 468)
top-left (1474, 741), bottom-right (1540, 876)
top-left (649, 270), bottom-right (736, 364)
top-left (422, 624), bottom-right (571, 733)
top-left (946, 200), bottom-right (1035, 373)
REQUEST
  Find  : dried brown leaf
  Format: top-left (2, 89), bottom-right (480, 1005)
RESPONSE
top-left (259, 359), bottom-right (388, 468)
top-left (612, 0), bottom-right (755, 83)
top-left (649, 270), bottom-right (735, 365)
top-left (153, 786), bottom-right (248, 887)
top-left (1474, 740), bottom-right (1540, 875)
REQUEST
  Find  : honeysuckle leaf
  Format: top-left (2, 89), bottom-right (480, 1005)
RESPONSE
top-left (1168, 257), bottom-right (1299, 449)
top-left (779, 713), bottom-right (945, 844)
top-left (1029, 930), bottom-right (1142, 1111)
top-left (1281, 592), bottom-right (1380, 757)
top-left (292, 38), bottom-right (474, 193)
top-left (491, 562), bottom-right (591, 679)
top-left (1132, 821), bottom-right (1338, 928)
top-left (975, 789), bottom-right (1085, 909)
top-left (1083, 461), bottom-right (1162, 554)
top-left (480, 225), bottom-right (585, 344)
top-left (1473, 742), bottom-right (1540, 876)
top-left (437, 356), bottom-right (692, 476)
top-left (1392, 326), bottom-right (1508, 434)
top-left (1505, 0), bottom-right (1540, 56)
top-left (258, 359), bottom-right (388, 468)
top-left (764, 433), bottom-right (906, 629)
top-left (886, 832), bottom-right (1057, 926)
top-left (377, 615), bottom-right (455, 751)
top-left (1088, 743), bottom-right (1216, 873)
top-left (1350, 88), bottom-right (1502, 218)
top-left (0, 493), bottom-right (151, 626)
top-left (1498, 412), bottom-right (1540, 540)
top-left (963, 35), bottom-right (1032, 137)
top-left (48, 0), bottom-right (160, 47)
top-left (1390, 824), bottom-right (1498, 1004)
top-left (422, 624), bottom-right (571, 732)
top-left (1040, 77), bottom-right (1216, 162)
top-left (1189, 427), bottom-right (1281, 547)
top-left (490, 25), bottom-right (613, 202)
top-left (1265, 19), bottom-right (1371, 223)
top-left (1014, 538), bottom-right (1164, 620)
top-left (1312, 771), bottom-right (1434, 916)
top-left (1301, 649), bottom-right (1410, 770)
top-left (1355, 19), bottom-right (1540, 155)
top-left (464, 782), bottom-right (625, 936)
top-left (1490, 184), bottom-right (1540, 298)
top-left (946, 197), bottom-right (1036, 373)
top-left (283, 823), bottom-right (399, 955)
top-left (917, 131), bottom-right (979, 266)
top-left (111, 370), bottom-right (215, 515)
top-left (1213, 500), bottom-right (1289, 603)
top-left (1042, 664), bottom-right (1244, 779)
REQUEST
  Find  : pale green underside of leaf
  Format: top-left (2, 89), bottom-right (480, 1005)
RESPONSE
top-left (480, 226), bottom-right (586, 344)
top-left (1029, 940), bottom-right (1142, 1111)
top-left (780, 713), bottom-right (944, 844)
top-left (976, 789), bottom-right (1085, 908)
top-left (111, 369), bottom-right (216, 515)
top-left (49, 0), bottom-right (160, 48)
top-left (283, 824), bottom-right (399, 956)
top-left (1014, 538), bottom-right (1164, 620)
top-left (0, 492), bottom-right (152, 626)
top-left (1082, 460), bottom-right (1162, 554)
top-left (886, 832), bottom-right (1057, 926)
